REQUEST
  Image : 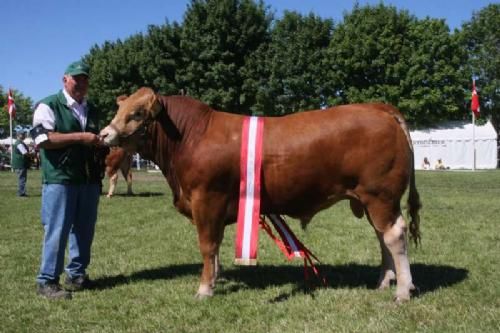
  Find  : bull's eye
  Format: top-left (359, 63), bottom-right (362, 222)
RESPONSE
top-left (131, 110), bottom-right (142, 121)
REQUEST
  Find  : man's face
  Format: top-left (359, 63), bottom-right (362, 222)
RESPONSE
top-left (63, 74), bottom-right (89, 103)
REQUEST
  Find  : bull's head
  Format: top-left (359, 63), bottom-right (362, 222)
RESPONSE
top-left (100, 87), bottom-right (162, 152)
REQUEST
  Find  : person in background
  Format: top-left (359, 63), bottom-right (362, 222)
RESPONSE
top-left (421, 157), bottom-right (431, 170)
top-left (31, 60), bottom-right (107, 300)
top-left (435, 158), bottom-right (447, 170)
top-left (12, 131), bottom-right (31, 196)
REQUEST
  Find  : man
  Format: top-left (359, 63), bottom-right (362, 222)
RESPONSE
top-left (31, 60), bottom-right (106, 300)
top-left (12, 131), bottom-right (30, 196)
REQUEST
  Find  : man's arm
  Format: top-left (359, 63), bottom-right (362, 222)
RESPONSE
top-left (38, 131), bottom-right (103, 149)
top-left (31, 102), bottom-right (104, 149)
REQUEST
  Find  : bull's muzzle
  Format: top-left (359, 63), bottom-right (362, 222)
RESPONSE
top-left (100, 126), bottom-right (119, 146)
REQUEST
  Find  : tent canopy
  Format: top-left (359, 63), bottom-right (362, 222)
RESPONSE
top-left (0, 137), bottom-right (33, 146)
top-left (410, 121), bottom-right (497, 170)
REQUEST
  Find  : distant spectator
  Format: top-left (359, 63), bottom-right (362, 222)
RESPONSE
top-left (12, 131), bottom-right (31, 196)
top-left (434, 158), bottom-right (448, 170)
top-left (422, 157), bottom-right (431, 170)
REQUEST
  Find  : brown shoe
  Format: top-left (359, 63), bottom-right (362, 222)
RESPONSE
top-left (37, 283), bottom-right (72, 300)
top-left (64, 274), bottom-right (93, 291)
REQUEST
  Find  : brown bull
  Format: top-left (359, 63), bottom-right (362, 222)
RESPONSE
top-left (100, 87), bottom-right (421, 302)
top-left (105, 147), bottom-right (133, 198)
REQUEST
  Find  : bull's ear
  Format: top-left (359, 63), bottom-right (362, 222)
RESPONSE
top-left (116, 95), bottom-right (128, 105)
top-left (148, 93), bottom-right (163, 118)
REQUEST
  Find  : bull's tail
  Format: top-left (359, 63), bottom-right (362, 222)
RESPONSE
top-left (407, 151), bottom-right (422, 246)
top-left (390, 110), bottom-right (422, 246)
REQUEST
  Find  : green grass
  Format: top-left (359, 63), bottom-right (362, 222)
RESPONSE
top-left (1, 169), bottom-right (499, 333)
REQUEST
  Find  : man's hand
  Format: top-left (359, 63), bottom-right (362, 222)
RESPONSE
top-left (80, 132), bottom-right (105, 146)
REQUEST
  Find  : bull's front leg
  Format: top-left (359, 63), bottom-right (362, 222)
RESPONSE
top-left (195, 221), bottom-right (224, 298)
top-left (192, 195), bottom-right (226, 299)
top-left (107, 173), bottom-right (118, 198)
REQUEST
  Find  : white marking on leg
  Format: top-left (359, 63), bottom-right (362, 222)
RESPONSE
top-left (383, 215), bottom-right (414, 302)
top-left (376, 231), bottom-right (396, 289)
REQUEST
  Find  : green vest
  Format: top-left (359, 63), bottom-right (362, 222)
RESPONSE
top-left (12, 139), bottom-right (30, 169)
top-left (39, 90), bottom-right (103, 184)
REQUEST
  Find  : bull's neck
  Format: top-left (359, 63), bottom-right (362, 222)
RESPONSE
top-left (139, 95), bottom-right (212, 204)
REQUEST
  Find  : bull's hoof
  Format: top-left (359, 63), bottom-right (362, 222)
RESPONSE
top-left (393, 295), bottom-right (410, 304)
top-left (195, 284), bottom-right (213, 299)
top-left (394, 289), bottom-right (412, 304)
top-left (376, 271), bottom-right (396, 290)
top-left (106, 194), bottom-right (113, 198)
top-left (376, 280), bottom-right (393, 290)
top-left (195, 291), bottom-right (213, 300)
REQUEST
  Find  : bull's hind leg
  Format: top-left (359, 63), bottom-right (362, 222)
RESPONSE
top-left (122, 169), bottom-right (133, 195)
top-left (383, 215), bottom-right (415, 302)
top-left (375, 230), bottom-right (396, 289)
top-left (366, 202), bottom-right (414, 302)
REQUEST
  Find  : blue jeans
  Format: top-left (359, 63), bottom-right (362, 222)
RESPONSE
top-left (15, 168), bottom-right (27, 196)
top-left (37, 183), bottom-right (100, 285)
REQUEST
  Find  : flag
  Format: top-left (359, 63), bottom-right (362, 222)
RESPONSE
top-left (471, 79), bottom-right (480, 118)
top-left (7, 89), bottom-right (16, 119)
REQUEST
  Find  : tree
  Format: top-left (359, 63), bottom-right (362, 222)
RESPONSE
top-left (139, 23), bottom-right (182, 95)
top-left (0, 86), bottom-right (34, 136)
top-left (399, 18), bottom-right (466, 125)
top-left (86, 38), bottom-right (144, 124)
top-left (178, 0), bottom-right (271, 114)
top-left (249, 11), bottom-right (333, 115)
top-left (327, 4), bottom-right (464, 127)
top-left (85, 21), bottom-right (181, 123)
top-left (459, 4), bottom-right (500, 132)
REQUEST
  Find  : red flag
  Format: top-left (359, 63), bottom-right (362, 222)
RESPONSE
top-left (471, 79), bottom-right (480, 118)
top-left (7, 89), bottom-right (16, 119)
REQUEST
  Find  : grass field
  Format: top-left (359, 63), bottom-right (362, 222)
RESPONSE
top-left (1, 169), bottom-right (499, 333)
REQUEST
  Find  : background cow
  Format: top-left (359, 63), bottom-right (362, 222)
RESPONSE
top-left (100, 87), bottom-right (421, 302)
top-left (105, 147), bottom-right (133, 198)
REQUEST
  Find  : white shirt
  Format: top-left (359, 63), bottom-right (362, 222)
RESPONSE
top-left (32, 89), bottom-right (88, 145)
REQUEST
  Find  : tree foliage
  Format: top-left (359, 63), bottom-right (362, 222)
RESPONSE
top-left (458, 4), bottom-right (500, 132)
top-left (4, 1), bottom-right (498, 131)
top-left (327, 4), bottom-right (465, 127)
top-left (251, 11), bottom-right (333, 115)
top-left (177, 0), bottom-right (271, 114)
top-left (85, 22), bottom-right (181, 124)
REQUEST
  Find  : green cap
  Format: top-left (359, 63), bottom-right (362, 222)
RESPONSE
top-left (64, 60), bottom-right (90, 76)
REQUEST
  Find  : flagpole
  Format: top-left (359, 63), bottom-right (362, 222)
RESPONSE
top-left (471, 77), bottom-right (479, 171)
top-left (9, 111), bottom-right (13, 172)
top-left (472, 112), bottom-right (476, 171)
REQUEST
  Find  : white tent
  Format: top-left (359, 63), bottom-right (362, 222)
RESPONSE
top-left (410, 121), bottom-right (498, 170)
top-left (0, 137), bottom-right (33, 146)
top-left (0, 137), bottom-right (15, 145)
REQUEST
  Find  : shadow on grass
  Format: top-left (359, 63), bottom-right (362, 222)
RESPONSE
top-left (103, 192), bottom-right (165, 197)
top-left (91, 262), bottom-right (467, 299)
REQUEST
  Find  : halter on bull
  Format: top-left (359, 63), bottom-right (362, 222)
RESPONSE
top-left (100, 87), bottom-right (421, 302)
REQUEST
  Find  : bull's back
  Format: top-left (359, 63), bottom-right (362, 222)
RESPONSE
top-left (260, 104), bottom-right (411, 213)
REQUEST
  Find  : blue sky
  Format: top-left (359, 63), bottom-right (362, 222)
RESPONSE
top-left (1, 0), bottom-right (494, 103)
